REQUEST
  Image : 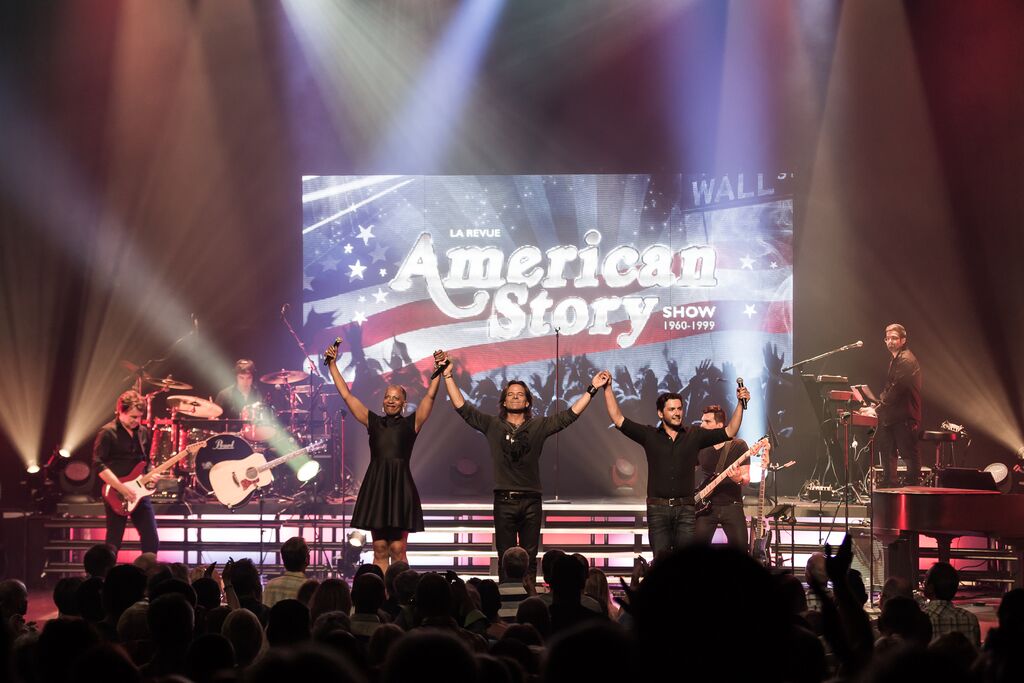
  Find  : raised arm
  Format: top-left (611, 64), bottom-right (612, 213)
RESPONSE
top-left (603, 373), bottom-right (625, 428)
top-left (414, 370), bottom-right (443, 433)
top-left (438, 351), bottom-right (466, 410)
top-left (324, 340), bottom-right (370, 427)
top-left (570, 371), bottom-right (611, 416)
top-left (724, 385), bottom-right (750, 438)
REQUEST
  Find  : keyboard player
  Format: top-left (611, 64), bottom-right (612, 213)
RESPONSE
top-left (859, 324), bottom-right (922, 487)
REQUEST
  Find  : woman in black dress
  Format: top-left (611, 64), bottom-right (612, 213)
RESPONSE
top-left (325, 341), bottom-right (443, 572)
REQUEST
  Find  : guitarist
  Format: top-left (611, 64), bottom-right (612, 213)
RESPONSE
top-left (693, 404), bottom-right (749, 551)
top-left (92, 390), bottom-right (159, 554)
top-left (604, 379), bottom-right (750, 560)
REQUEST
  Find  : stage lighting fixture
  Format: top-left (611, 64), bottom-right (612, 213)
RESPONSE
top-left (296, 459), bottom-right (321, 483)
top-left (984, 463), bottom-right (1012, 494)
top-left (26, 463), bottom-right (41, 474)
top-left (450, 457), bottom-right (482, 496)
top-left (59, 448), bottom-right (71, 458)
top-left (336, 530), bottom-right (367, 578)
top-left (611, 457), bottom-right (638, 496)
top-left (58, 459), bottom-right (96, 501)
top-left (1016, 446), bottom-right (1024, 460)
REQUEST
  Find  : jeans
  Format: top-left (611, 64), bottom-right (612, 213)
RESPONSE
top-left (105, 495), bottom-right (160, 554)
top-left (877, 420), bottom-right (920, 487)
top-left (646, 503), bottom-right (695, 558)
top-left (693, 501), bottom-right (748, 551)
top-left (493, 493), bottom-right (542, 582)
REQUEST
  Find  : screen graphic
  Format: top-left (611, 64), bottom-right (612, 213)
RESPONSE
top-left (301, 174), bottom-right (794, 496)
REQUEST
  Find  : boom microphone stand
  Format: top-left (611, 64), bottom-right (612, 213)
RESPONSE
top-left (279, 305), bottom-right (332, 573)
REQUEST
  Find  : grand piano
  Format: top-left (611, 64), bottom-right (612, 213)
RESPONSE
top-left (873, 487), bottom-right (1024, 587)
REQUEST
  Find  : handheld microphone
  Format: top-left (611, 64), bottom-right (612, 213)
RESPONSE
top-left (322, 337), bottom-right (341, 368)
top-left (431, 360), bottom-right (451, 380)
top-left (736, 378), bottom-right (748, 410)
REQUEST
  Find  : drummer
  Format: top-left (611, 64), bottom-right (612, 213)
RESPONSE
top-left (214, 359), bottom-right (264, 419)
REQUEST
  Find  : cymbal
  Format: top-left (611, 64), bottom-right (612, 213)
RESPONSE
top-left (167, 395), bottom-right (223, 419)
top-left (260, 369), bottom-right (307, 385)
top-left (277, 408), bottom-right (310, 415)
top-left (146, 375), bottom-right (193, 391)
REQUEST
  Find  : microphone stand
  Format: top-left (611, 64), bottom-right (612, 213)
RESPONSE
top-left (279, 306), bottom-right (331, 573)
top-left (781, 341), bottom-right (862, 373)
top-left (546, 328), bottom-right (570, 505)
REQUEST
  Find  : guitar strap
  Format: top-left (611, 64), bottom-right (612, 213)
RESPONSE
top-left (714, 440), bottom-right (734, 474)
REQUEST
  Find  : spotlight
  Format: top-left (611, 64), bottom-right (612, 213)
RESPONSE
top-left (1016, 446), bottom-right (1024, 460)
top-left (610, 457), bottom-right (638, 496)
top-left (449, 457), bottom-right (482, 496)
top-left (59, 459), bottom-right (96, 501)
top-left (26, 463), bottom-right (40, 474)
top-left (58, 448), bottom-right (71, 458)
top-left (984, 463), bottom-right (1011, 494)
top-left (296, 459), bottom-right (321, 483)
top-left (336, 530), bottom-right (367, 578)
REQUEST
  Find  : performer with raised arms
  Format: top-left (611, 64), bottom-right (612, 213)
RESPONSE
top-left (437, 349), bottom-right (610, 583)
top-left (324, 340), bottom-right (443, 572)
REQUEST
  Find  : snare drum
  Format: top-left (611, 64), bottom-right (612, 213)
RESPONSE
top-left (240, 402), bottom-right (278, 441)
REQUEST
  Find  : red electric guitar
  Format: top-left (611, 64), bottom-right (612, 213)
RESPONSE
top-left (102, 437), bottom-right (212, 516)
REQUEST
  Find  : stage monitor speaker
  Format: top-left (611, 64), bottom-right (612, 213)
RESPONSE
top-left (936, 467), bottom-right (998, 491)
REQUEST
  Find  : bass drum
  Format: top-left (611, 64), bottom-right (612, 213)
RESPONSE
top-left (193, 434), bottom-right (255, 496)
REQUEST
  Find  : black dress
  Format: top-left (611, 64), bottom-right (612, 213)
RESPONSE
top-left (350, 411), bottom-right (425, 533)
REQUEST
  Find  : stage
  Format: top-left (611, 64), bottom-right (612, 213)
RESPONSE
top-left (1, 493), bottom-right (1015, 594)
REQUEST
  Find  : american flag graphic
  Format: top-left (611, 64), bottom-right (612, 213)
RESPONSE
top-left (300, 174), bottom-right (793, 424)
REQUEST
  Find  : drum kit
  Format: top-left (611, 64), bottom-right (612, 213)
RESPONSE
top-left (127, 364), bottom-right (331, 504)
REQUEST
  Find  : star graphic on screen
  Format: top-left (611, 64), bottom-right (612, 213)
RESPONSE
top-left (770, 262), bottom-right (778, 269)
top-left (379, 268), bottom-right (388, 277)
top-left (740, 256), bottom-right (755, 270)
top-left (343, 243), bottom-right (354, 255)
top-left (352, 311), bottom-right (368, 326)
top-left (743, 304), bottom-right (757, 319)
top-left (369, 244), bottom-right (388, 263)
top-left (356, 224), bottom-right (375, 246)
top-left (357, 295), bottom-right (366, 303)
top-left (348, 260), bottom-right (367, 281)
top-left (321, 256), bottom-right (341, 271)
top-left (373, 287), bottom-right (389, 304)
top-left (303, 274), bottom-right (315, 291)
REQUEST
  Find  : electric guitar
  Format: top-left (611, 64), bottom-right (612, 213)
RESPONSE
top-left (693, 437), bottom-right (769, 517)
top-left (102, 436), bottom-right (214, 516)
top-left (207, 441), bottom-right (326, 509)
top-left (750, 442), bottom-right (773, 566)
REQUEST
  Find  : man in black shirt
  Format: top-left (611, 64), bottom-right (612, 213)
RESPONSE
top-left (440, 352), bottom-right (610, 582)
top-left (214, 359), bottom-right (263, 420)
top-left (603, 380), bottom-right (749, 559)
top-left (867, 323), bottom-right (922, 487)
top-left (92, 390), bottom-right (159, 553)
top-left (693, 404), bottom-right (749, 551)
